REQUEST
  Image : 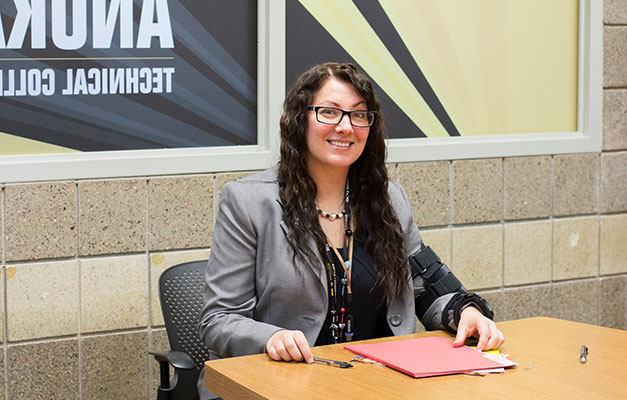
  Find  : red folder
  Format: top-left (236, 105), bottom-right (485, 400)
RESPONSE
top-left (345, 337), bottom-right (516, 378)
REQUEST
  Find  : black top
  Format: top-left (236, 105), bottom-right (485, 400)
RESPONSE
top-left (315, 238), bottom-right (393, 346)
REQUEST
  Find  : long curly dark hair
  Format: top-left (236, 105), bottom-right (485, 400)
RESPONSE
top-left (278, 62), bottom-right (408, 302)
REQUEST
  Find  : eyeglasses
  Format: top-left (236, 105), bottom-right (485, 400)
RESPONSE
top-left (307, 106), bottom-right (376, 127)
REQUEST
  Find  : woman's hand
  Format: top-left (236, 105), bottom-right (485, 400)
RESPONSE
top-left (453, 306), bottom-right (505, 351)
top-left (266, 329), bottom-right (314, 363)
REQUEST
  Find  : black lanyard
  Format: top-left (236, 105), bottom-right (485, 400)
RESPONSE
top-left (323, 182), bottom-right (354, 343)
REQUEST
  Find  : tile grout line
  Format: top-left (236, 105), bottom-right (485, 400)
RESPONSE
top-left (448, 161), bottom-right (454, 268)
top-left (550, 156), bottom-right (556, 317)
top-left (7, 327), bottom-right (151, 346)
top-left (2, 186), bottom-right (7, 399)
top-left (2, 272), bottom-right (6, 400)
top-left (76, 181), bottom-right (83, 400)
top-left (2, 185), bottom-right (8, 400)
top-left (146, 178), bottom-right (153, 399)
top-left (500, 158), bottom-right (506, 317)
top-left (1, 185), bottom-right (4, 265)
top-left (501, 158), bottom-right (506, 294)
top-left (596, 153), bottom-right (602, 326)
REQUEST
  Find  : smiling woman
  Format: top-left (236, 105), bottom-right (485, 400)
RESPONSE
top-left (197, 62), bottom-right (503, 400)
top-left (305, 77), bottom-right (370, 183)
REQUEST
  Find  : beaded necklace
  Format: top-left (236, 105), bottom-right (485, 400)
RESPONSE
top-left (322, 182), bottom-right (354, 343)
top-left (317, 208), bottom-right (344, 221)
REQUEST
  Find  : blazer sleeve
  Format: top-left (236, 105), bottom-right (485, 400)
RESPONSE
top-left (198, 182), bottom-right (283, 358)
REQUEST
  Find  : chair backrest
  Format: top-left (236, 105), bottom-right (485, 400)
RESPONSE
top-left (159, 260), bottom-right (212, 371)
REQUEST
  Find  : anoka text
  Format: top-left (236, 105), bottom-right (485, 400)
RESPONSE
top-left (0, 0), bottom-right (174, 50)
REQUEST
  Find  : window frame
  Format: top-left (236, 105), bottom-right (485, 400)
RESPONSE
top-left (0, 1), bottom-right (601, 184)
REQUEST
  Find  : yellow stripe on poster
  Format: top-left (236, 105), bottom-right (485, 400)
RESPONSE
top-left (380, 0), bottom-right (484, 135)
top-left (0, 132), bottom-right (79, 156)
top-left (298, 0), bottom-right (449, 137)
top-left (380, 0), bottom-right (578, 136)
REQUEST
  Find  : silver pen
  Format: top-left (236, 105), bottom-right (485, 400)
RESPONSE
top-left (580, 345), bottom-right (588, 363)
top-left (312, 357), bottom-right (353, 368)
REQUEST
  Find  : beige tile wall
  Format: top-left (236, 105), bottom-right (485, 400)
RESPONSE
top-left (451, 224), bottom-right (503, 290)
top-left (553, 217), bottom-right (599, 281)
top-left (148, 176), bottom-right (214, 251)
top-left (453, 158), bottom-right (503, 224)
top-left (80, 255), bottom-right (148, 333)
top-left (554, 154), bottom-right (599, 216)
top-left (600, 214), bottom-right (627, 275)
top-left (78, 179), bottom-right (147, 256)
top-left (503, 156), bottom-right (552, 220)
top-left (5, 182), bottom-right (76, 261)
top-left (503, 220), bottom-right (552, 286)
top-left (7, 339), bottom-right (79, 399)
top-left (0, 6), bottom-right (624, 400)
top-left (6, 260), bottom-right (80, 341)
top-left (389, 161), bottom-right (450, 227)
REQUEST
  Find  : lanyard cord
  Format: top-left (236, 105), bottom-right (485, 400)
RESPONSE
top-left (329, 230), bottom-right (353, 294)
top-left (323, 181), bottom-right (354, 342)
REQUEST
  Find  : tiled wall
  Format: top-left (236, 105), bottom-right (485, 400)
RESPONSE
top-left (0, 4), bottom-right (625, 400)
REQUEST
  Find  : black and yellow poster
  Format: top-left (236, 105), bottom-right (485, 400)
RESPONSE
top-left (287, 0), bottom-right (579, 139)
top-left (1, 0), bottom-right (593, 181)
top-left (0, 0), bottom-right (257, 155)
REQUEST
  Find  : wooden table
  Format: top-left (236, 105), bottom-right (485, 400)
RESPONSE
top-left (204, 317), bottom-right (627, 399)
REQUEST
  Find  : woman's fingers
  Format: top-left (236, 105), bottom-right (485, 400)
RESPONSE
top-left (456, 306), bottom-right (505, 351)
top-left (293, 331), bottom-right (314, 363)
top-left (266, 330), bottom-right (313, 363)
top-left (485, 325), bottom-right (505, 350)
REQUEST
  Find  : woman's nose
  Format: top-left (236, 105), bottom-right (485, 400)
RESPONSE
top-left (336, 113), bottom-right (353, 133)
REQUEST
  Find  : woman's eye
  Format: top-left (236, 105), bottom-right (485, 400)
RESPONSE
top-left (320, 108), bottom-right (339, 116)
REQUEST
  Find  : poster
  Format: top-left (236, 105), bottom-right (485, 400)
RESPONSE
top-left (0, 1), bottom-right (601, 183)
top-left (0, 0), bottom-right (257, 155)
top-left (287, 0), bottom-right (579, 140)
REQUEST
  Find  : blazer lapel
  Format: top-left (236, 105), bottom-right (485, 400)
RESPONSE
top-left (279, 219), bottom-right (328, 290)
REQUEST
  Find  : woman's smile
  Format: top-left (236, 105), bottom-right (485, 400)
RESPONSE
top-left (328, 140), bottom-right (351, 148)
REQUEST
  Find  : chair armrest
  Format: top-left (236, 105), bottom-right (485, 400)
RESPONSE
top-left (150, 350), bottom-right (197, 399)
top-left (150, 350), bottom-right (196, 370)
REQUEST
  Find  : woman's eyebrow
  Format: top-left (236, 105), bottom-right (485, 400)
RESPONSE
top-left (316, 100), bottom-right (367, 109)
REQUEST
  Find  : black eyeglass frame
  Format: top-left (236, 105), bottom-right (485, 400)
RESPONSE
top-left (307, 106), bottom-right (377, 127)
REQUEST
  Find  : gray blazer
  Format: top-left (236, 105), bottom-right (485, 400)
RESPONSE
top-left (198, 166), bottom-right (454, 359)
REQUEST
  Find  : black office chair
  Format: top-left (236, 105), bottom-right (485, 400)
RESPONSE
top-left (150, 260), bottom-right (217, 400)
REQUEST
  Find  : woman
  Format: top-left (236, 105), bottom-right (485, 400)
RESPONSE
top-left (198, 62), bottom-right (503, 394)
